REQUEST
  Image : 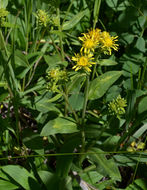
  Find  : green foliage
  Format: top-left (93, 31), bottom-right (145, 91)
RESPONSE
top-left (0, 0), bottom-right (146, 189)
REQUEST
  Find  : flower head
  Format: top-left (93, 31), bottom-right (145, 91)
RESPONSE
top-left (0, 8), bottom-right (9, 27)
top-left (36, 9), bottom-right (50, 27)
top-left (100, 31), bottom-right (119, 55)
top-left (108, 95), bottom-right (127, 119)
top-left (47, 68), bottom-right (67, 92)
top-left (72, 53), bottom-right (95, 72)
top-left (79, 28), bottom-right (101, 53)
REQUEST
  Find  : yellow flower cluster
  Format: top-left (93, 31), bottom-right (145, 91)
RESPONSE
top-left (127, 141), bottom-right (146, 152)
top-left (79, 28), bottom-right (118, 55)
top-left (72, 28), bottom-right (119, 72)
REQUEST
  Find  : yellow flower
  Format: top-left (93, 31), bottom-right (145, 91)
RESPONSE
top-left (72, 53), bottom-right (95, 72)
top-left (79, 28), bottom-right (101, 53)
top-left (88, 28), bottom-right (101, 41)
top-left (100, 31), bottom-right (119, 55)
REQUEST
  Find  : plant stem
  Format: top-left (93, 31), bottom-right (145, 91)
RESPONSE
top-left (57, 7), bottom-right (65, 61)
top-left (62, 91), bottom-right (79, 123)
top-left (82, 75), bottom-right (90, 122)
top-left (79, 75), bottom-right (90, 163)
top-left (91, 54), bottom-right (100, 80)
top-left (49, 33), bottom-right (60, 55)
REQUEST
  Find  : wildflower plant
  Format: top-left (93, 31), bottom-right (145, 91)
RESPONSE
top-left (0, 1), bottom-right (146, 190)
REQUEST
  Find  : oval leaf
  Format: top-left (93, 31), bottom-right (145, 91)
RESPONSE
top-left (62, 10), bottom-right (88, 30)
top-left (98, 59), bottom-right (118, 66)
top-left (88, 71), bottom-right (122, 100)
top-left (89, 148), bottom-right (121, 181)
top-left (40, 117), bottom-right (79, 136)
top-left (2, 165), bottom-right (41, 190)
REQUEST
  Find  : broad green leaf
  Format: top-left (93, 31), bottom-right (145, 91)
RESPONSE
top-left (14, 49), bottom-right (29, 67)
top-left (88, 71), bottom-right (122, 100)
top-left (34, 97), bottom-right (60, 114)
top-left (106, 0), bottom-right (118, 9)
top-left (69, 92), bottom-right (84, 111)
top-left (106, 85), bottom-right (122, 102)
top-left (62, 10), bottom-right (88, 30)
top-left (121, 33), bottom-right (134, 45)
top-left (22, 128), bottom-right (44, 154)
top-left (0, 180), bottom-right (18, 190)
top-left (114, 153), bottom-right (147, 166)
top-left (133, 123), bottom-right (147, 138)
top-left (89, 148), bottom-right (121, 181)
top-left (2, 165), bottom-right (41, 190)
top-left (0, 0), bottom-right (8, 8)
top-left (138, 96), bottom-right (147, 114)
top-left (38, 171), bottom-right (60, 190)
top-left (67, 73), bottom-right (86, 93)
top-left (102, 136), bottom-right (120, 151)
top-left (40, 117), bottom-right (79, 136)
top-left (98, 59), bottom-right (118, 66)
top-left (126, 179), bottom-right (147, 190)
top-left (44, 54), bottom-right (68, 68)
top-left (80, 171), bottom-right (103, 185)
top-left (56, 137), bottom-right (81, 178)
top-left (123, 61), bottom-right (140, 75)
top-left (135, 37), bottom-right (145, 52)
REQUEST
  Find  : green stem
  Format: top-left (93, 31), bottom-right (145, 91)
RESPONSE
top-left (57, 8), bottom-right (65, 61)
top-left (61, 0), bottom-right (74, 28)
top-left (79, 75), bottom-right (90, 163)
top-left (91, 54), bottom-right (100, 80)
top-left (82, 75), bottom-right (90, 122)
top-left (62, 91), bottom-right (79, 123)
top-left (49, 33), bottom-right (60, 55)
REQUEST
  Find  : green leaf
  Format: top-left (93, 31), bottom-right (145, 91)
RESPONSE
top-left (88, 71), bottom-right (122, 100)
top-left (69, 92), bottom-right (84, 111)
top-left (67, 73), bottom-right (86, 94)
top-left (0, 180), bottom-right (18, 190)
top-left (80, 171), bottom-right (103, 185)
top-left (22, 128), bottom-right (44, 154)
top-left (106, 0), bottom-right (118, 9)
top-left (34, 97), bottom-right (60, 114)
top-left (89, 148), bottom-right (121, 181)
top-left (62, 10), bottom-right (88, 30)
top-left (38, 171), bottom-right (60, 190)
top-left (133, 123), bottom-right (147, 138)
top-left (44, 54), bottom-right (68, 68)
top-left (56, 137), bottom-right (81, 178)
top-left (98, 59), bottom-right (118, 66)
top-left (2, 165), bottom-right (41, 190)
top-left (126, 179), bottom-right (147, 190)
top-left (0, 0), bottom-right (8, 8)
top-left (138, 96), bottom-right (147, 114)
top-left (135, 37), bottom-right (145, 52)
top-left (40, 117), bottom-right (79, 136)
